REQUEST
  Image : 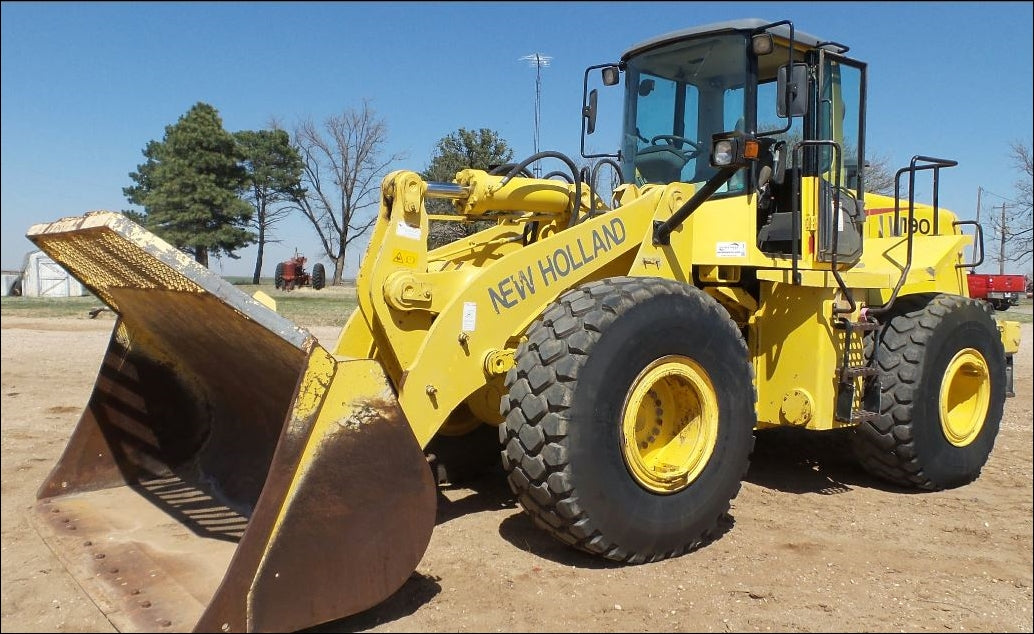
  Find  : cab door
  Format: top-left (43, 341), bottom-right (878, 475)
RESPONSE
top-left (814, 51), bottom-right (867, 264)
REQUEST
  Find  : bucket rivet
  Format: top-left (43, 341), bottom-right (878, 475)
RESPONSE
top-left (94, 553), bottom-right (105, 560)
top-left (158, 619), bottom-right (172, 627)
top-left (140, 600), bottom-right (152, 608)
top-left (221, 623), bottom-right (231, 632)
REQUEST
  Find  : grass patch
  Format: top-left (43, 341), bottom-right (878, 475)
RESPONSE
top-left (992, 297), bottom-right (1033, 324)
top-left (1, 294), bottom-right (106, 319)
top-left (2, 283), bottom-right (359, 328)
top-left (236, 284), bottom-right (358, 327)
top-left (995, 309), bottom-right (1033, 324)
top-left (225, 276), bottom-right (274, 286)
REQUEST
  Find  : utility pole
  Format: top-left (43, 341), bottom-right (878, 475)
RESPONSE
top-left (999, 203), bottom-right (1009, 274)
top-left (520, 53), bottom-right (552, 177)
top-left (974, 186), bottom-right (982, 269)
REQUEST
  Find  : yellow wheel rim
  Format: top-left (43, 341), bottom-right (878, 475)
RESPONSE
top-left (620, 355), bottom-right (719, 494)
top-left (939, 348), bottom-right (990, 447)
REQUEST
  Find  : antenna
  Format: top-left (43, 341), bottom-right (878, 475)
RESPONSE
top-left (520, 53), bottom-right (552, 177)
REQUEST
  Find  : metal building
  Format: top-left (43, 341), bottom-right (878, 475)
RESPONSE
top-left (20, 251), bottom-right (87, 297)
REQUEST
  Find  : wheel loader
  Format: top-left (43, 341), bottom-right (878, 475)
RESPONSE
top-left (25, 18), bottom-right (1021, 633)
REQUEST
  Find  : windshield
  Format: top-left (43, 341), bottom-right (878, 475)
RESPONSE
top-left (622, 33), bottom-right (748, 191)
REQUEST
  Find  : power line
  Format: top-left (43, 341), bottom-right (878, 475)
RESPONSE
top-left (520, 53), bottom-right (552, 177)
top-left (979, 187), bottom-right (1024, 205)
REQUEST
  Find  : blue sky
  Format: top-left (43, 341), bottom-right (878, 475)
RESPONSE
top-left (2, 1), bottom-right (1032, 277)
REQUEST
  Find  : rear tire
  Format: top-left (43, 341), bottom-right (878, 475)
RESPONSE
top-left (312, 263), bottom-right (326, 290)
top-left (853, 294), bottom-right (1006, 489)
top-left (426, 420), bottom-right (502, 485)
top-left (500, 277), bottom-right (755, 563)
top-left (274, 262), bottom-right (285, 290)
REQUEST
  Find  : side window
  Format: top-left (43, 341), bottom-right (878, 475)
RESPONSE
top-left (818, 58), bottom-right (863, 193)
top-left (724, 85), bottom-right (745, 132)
top-left (834, 63), bottom-right (863, 195)
top-left (721, 85), bottom-right (747, 193)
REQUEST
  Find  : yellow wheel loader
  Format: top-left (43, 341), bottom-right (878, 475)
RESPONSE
top-left (26, 18), bottom-right (1021, 632)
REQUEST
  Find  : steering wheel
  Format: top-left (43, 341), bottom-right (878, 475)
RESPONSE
top-left (649, 134), bottom-right (704, 158)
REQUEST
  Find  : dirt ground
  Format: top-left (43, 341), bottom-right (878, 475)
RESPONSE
top-left (1, 314), bottom-right (1031, 633)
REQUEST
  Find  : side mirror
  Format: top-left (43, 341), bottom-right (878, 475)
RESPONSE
top-left (584, 89), bottom-right (598, 135)
top-left (601, 65), bottom-right (620, 86)
top-left (776, 63), bottom-right (809, 118)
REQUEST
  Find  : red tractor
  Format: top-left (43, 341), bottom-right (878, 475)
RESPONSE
top-left (274, 252), bottom-right (326, 291)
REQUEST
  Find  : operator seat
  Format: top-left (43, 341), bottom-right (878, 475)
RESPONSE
top-left (634, 143), bottom-right (690, 183)
top-left (756, 139), bottom-right (795, 255)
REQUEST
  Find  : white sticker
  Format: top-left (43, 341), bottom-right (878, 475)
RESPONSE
top-left (395, 221), bottom-right (422, 240)
top-left (715, 241), bottom-right (746, 258)
top-left (462, 302), bottom-right (477, 332)
top-left (837, 205), bottom-right (845, 232)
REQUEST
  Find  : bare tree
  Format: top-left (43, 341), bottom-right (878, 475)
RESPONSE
top-left (986, 142), bottom-right (1033, 271)
top-left (1005, 141), bottom-right (1032, 264)
top-left (289, 102), bottom-right (404, 284)
top-left (863, 151), bottom-right (896, 196)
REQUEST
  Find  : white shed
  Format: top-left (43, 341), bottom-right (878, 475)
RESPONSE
top-left (1, 270), bottom-right (22, 296)
top-left (21, 251), bottom-right (87, 297)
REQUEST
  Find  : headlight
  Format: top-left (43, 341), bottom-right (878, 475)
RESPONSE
top-left (712, 140), bottom-right (735, 166)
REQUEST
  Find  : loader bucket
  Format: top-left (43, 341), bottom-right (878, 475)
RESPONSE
top-left (25, 212), bottom-right (437, 633)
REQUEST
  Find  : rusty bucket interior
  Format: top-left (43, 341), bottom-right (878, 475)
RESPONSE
top-left (26, 213), bottom-right (438, 633)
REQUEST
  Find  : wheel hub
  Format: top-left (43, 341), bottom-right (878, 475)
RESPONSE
top-left (621, 355), bottom-right (718, 493)
top-left (939, 348), bottom-right (990, 447)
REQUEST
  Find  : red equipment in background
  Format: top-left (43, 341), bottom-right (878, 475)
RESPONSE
top-left (274, 252), bottom-right (326, 291)
top-left (966, 272), bottom-right (1025, 311)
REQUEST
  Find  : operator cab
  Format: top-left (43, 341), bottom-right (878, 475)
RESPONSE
top-left (582, 18), bottom-right (868, 264)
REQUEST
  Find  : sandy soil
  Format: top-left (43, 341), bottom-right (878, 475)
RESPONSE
top-left (1, 314), bottom-right (1031, 633)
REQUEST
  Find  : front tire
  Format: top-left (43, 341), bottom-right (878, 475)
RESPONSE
top-left (312, 263), bottom-right (326, 290)
top-left (500, 277), bottom-right (756, 563)
top-left (853, 294), bottom-right (1006, 489)
top-left (426, 420), bottom-right (502, 485)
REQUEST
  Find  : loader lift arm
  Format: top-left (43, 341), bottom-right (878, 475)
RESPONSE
top-left (336, 167), bottom-right (688, 446)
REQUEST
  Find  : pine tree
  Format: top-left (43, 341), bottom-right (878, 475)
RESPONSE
top-left (124, 102), bottom-right (254, 266)
top-left (422, 128), bottom-right (514, 248)
top-left (235, 128), bottom-right (304, 283)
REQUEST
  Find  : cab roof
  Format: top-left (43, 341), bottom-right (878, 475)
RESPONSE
top-left (622, 18), bottom-right (825, 61)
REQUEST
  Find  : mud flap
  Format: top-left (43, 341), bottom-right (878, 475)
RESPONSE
top-left (26, 213), bottom-right (437, 632)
